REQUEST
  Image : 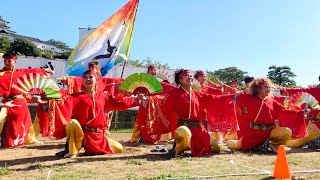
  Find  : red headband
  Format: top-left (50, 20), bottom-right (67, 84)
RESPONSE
top-left (148, 65), bottom-right (156, 70)
top-left (4, 57), bottom-right (16, 62)
top-left (231, 80), bottom-right (238, 84)
top-left (83, 71), bottom-right (98, 79)
top-left (258, 81), bottom-right (268, 86)
top-left (179, 70), bottom-right (192, 79)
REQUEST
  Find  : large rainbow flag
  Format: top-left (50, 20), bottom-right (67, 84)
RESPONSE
top-left (66, 0), bottom-right (139, 76)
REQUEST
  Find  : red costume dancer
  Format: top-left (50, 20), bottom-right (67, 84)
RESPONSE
top-left (127, 65), bottom-right (176, 144)
top-left (227, 78), bottom-right (305, 152)
top-left (162, 69), bottom-right (236, 157)
top-left (0, 53), bottom-right (49, 148)
top-left (134, 79), bottom-right (176, 144)
top-left (54, 70), bottom-right (138, 158)
top-left (194, 70), bottom-right (225, 142)
top-left (58, 61), bottom-right (124, 132)
top-left (273, 92), bottom-right (320, 148)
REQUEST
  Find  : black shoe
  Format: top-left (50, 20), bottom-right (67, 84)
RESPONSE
top-left (55, 142), bottom-right (69, 157)
top-left (137, 137), bottom-right (145, 143)
top-left (167, 141), bottom-right (176, 158)
top-left (167, 147), bottom-right (176, 158)
top-left (55, 150), bottom-right (68, 157)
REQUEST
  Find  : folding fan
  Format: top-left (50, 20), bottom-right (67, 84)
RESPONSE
top-left (290, 92), bottom-right (320, 110)
top-left (154, 73), bottom-right (169, 82)
top-left (119, 73), bottom-right (163, 94)
top-left (12, 73), bottom-right (61, 99)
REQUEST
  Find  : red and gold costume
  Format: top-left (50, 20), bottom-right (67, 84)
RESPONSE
top-left (234, 94), bottom-right (304, 150)
top-left (0, 68), bottom-right (46, 147)
top-left (134, 82), bottom-right (176, 144)
top-left (162, 87), bottom-right (235, 157)
top-left (59, 91), bottom-right (134, 155)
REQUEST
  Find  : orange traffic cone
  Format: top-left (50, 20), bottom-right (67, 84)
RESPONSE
top-left (273, 145), bottom-right (291, 179)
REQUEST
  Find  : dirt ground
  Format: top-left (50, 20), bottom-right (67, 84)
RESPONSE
top-left (1, 132), bottom-right (320, 180)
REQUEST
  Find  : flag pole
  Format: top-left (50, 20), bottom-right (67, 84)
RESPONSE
top-left (120, 60), bottom-right (127, 78)
top-left (120, 0), bottom-right (139, 79)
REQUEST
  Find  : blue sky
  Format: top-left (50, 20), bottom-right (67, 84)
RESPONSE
top-left (1, 0), bottom-right (319, 87)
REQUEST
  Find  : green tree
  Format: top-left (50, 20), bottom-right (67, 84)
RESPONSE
top-left (10, 38), bottom-right (40, 57)
top-left (267, 65), bottom-right (296, 87)
top-left (54, 50), bottom-right (72, 59)
top-left (128, 57), bottom-right (170, 69)
top-left (47, 39), bottom-right (69, 48)
top-left (129, 59), bottom-right (145, 67)
top-left (0, 36), bottom-right (12, 53)
top-left (40, 50), bottom-right (56, 59)
top-left (208, 66), bottom-right (248, 85)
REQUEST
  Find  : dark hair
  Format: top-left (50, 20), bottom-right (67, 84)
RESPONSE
top-left (318, 75), bottom-right (320, 82)
top-left (244, 77), bottom-right (254, 84)
top-left (3, 52), bottom-right (17, 59)
top-left (194, 70), bottom-right (206, 80)
top-left (174, 68), bottom-right (187, 86)
top-left (87, 61), bottom-right (101, 77)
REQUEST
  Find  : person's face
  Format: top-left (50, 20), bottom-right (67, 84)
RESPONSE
top-left (88, 66), bottom-right (98, 73)
top-left (231, 82), bottom-right (238, 88)
top-left (83, 74), bottom-right (97, 89)
top-left (245, 82), bottom-right (250, 88)
top-left (179, 73), bottom-right (193, 88)
top-left (197, 75), bottom-right (206, 85)
top-left (4, 57), bottom-right (16, 70)
top-left (259, 83), bottom-right (271, 98)
top-left (148, 68), bottom-right (157, 76)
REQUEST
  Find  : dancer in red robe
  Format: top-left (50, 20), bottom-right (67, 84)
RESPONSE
top-left (226, 78), bottom-right (306, 153)
top-left (127, 65), bottom-right (175, 144)
top-left (0, 52), bottom-right (51, 148)
top-left (162, 69), bottom-right (236, 157)
top-left (52, 70), bottom-right (141, 158)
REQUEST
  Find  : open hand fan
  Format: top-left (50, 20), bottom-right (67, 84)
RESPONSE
top-left (119, 73), bottom-right (163, 94)
top-left (192, 78), bottom-right (202, 92)
top-left (291, 92), bottom-right (320, 110)
top-left (154, 73), bottom-right (169, 82)
top-left (12, 73), bottom-right (61, 99)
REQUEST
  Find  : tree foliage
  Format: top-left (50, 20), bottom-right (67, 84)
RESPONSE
top-left (54, 50), bottom-right (72, 59)
top-left (207, 66), bottom-right (248, 85)
top-left (10, 38), bottom-right (41, 57)
top-left (47, 39), bottom-right (69, 48)
top-left (129, 57), bottom-right (170, 69)
top-left (267, 65), bottom-right (296, 87)
top-left (0, 36), bottom-right (12, 53)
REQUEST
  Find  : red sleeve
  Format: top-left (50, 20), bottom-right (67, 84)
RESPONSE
top-left (50, 94), bottom-right (74, 139)
top-left (283, 87), bottom-right (307, 96)
top-left (100, 77), bottom-right (123, 95)
top-left (275, 100), bottom-right (307, 138)
top-left (206, 93), bottom-right (239, 132)
top-left (104, 93), bottom-right (134, 111)
top-left (64, 76), bottom-right (83, 94)
top-left (21, 68), bottom-right (46, 75)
